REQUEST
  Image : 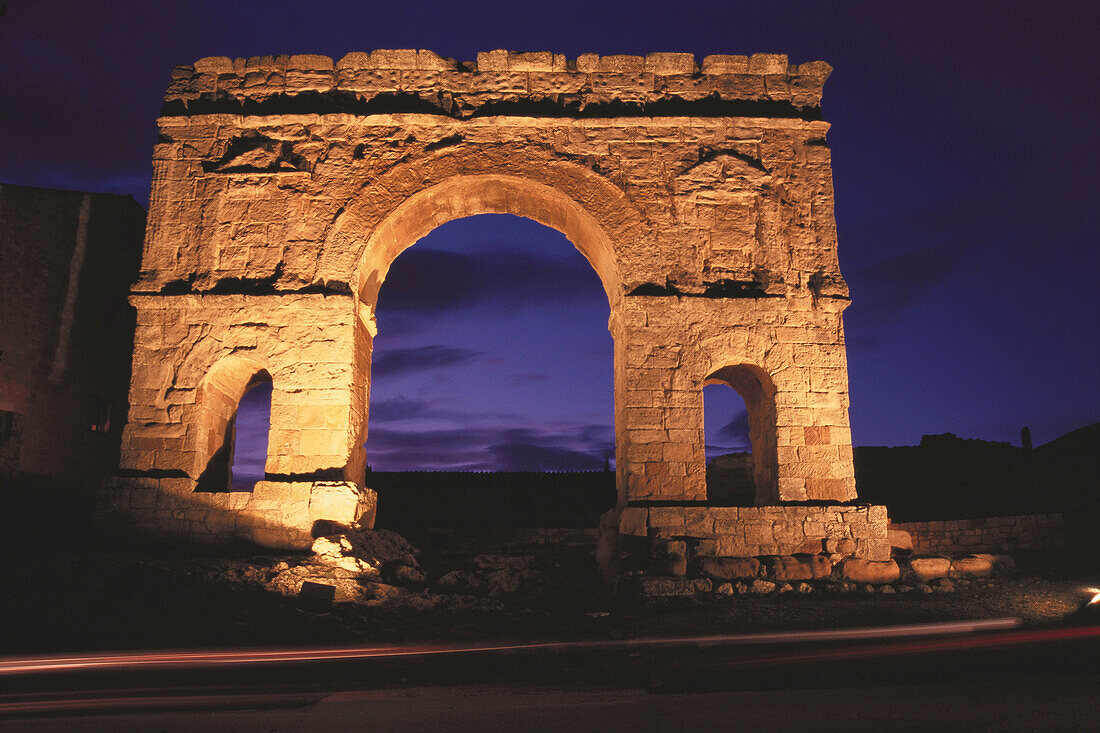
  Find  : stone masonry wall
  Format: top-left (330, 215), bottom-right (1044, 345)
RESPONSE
top-left (619, 295), bottom-right (855, 504)
top-left (122, 293), bottom-right (364, 480)
top-left (891, 514), bottom-right (1065, 554)
top-left (98, 478), bottom-right (375, 549)
top-left (620, 504), bottom-right (890, 561)
top-left (110, 49), bottom-right (863, 549)
top-left (164, 50), bottom-right (831, 116)
top-left (141, 51), bottom-right (845, 301)
top-left (106, 293), bottom-right (375, 541)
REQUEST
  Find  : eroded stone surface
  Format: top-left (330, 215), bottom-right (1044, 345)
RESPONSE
top-left (109, 49), bottom-right (868, 553)
top-left (836, 558), bottom-right (901, 584)
top-left (621, 504), bottom-right (889, 560)
top-left (698, 557), bottom-right (761, 580)
top-left (951, 556), bottom-right (994, 578)
top-left (909, 557), bottom-right (953, 583)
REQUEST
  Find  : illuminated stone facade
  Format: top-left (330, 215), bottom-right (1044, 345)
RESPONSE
top-left (101, 50), bottom-right (886, 556)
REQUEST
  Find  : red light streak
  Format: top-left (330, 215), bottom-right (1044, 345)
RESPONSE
top-left (0, 618), bottom-right (1028, 676)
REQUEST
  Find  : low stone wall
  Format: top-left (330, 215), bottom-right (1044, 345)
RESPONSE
top-left (617, 504), bottom-right (890, 561)
top-left (96, 479), bottom-right (376, 549)
top-left (890, 514), bottom-right (1064, 554)
top-left (421, 528), bottom-right (602, 554)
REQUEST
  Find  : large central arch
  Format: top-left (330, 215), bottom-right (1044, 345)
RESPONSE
top-left (350, 174), bottom-right (625, 311)
top-left (333, 170), bottom-right (630, 503)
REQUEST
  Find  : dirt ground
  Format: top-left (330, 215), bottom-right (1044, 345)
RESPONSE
top-left (0, 533), bottom-right (1093, 656)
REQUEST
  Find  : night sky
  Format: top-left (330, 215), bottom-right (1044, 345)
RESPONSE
top-left (2, 2), bottom-right (1096, 482)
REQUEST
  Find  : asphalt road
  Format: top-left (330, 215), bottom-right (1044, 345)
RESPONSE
top-left (2, 621), bottom-right (1098, 731)
top-left (4, 676), bottom-right (1099, 732)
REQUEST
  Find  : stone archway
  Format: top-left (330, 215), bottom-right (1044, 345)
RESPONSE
top-left (332, 171), bottom-right (630, 504)
top-left (193, 355), bottom-right (271, 492)
top-left (350, 173), bottom-right (625, 310)
top-left (102, 49), bottom-right (889, 563)
top-left (704, 363), bottom-right (779, 505)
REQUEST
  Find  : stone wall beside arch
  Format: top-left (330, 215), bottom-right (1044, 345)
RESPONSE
top-left (97, 293), bottom-right (375, 548)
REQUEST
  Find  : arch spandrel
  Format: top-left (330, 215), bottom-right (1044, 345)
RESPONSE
top-left (318, 148), bottom-right (650, 307)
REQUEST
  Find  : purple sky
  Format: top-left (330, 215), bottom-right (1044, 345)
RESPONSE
top-left (2, 1), bottom-right (1096, 481)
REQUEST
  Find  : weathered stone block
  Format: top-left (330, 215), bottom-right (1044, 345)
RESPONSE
top-left (856, 538), bottom-right (892, 561)
top-left (194, 56), bottom-right (234, 74)
top-left (744, 523), bottom-right (775, 545)
top-left (825, 537), bottom-right (857, 554)
top-left (308, 481), bottom-right (373, 527)
top-left (371, 49), bottom-right (419, 68)
top-left (618, 507), bottom-right (648, 537)
top-left (599, 55), bottom-right (644, 72)
top-left (887, 529), bottom-right (914, 553)
top-left (951, 556), bottom-right (994, 578)
top-left (645, 52), bottom-right (695, 75)
top-left (701, 55), bottom-right (749, 74)
top-left (908, 557), bottom-right (952, 582)
top-left (648, 507), bottom-right (685, 534)
top-left (836, 558), bottom-right (900, 584)
top-left (717, 535), bottom-right (752, 557)
top-left (683, 507), bottom-right (714, 535)
top-left (638, 576), bottom-right (696, 597)
top-left (699, 557), bottom-right (761, 580)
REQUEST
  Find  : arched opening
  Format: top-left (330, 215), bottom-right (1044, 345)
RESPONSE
top-left (364, 213), bottom-right (616, 529)
top-left (704, 364), bottom-right (779, 505)
top-left (335, 173), bottom-right (630, 527)
top-left (229, 379), bottom-right (272, 491)
top-left (354, 174), bottom-right (623, 314)
top-left (195, 359), bottom-right (272, 492)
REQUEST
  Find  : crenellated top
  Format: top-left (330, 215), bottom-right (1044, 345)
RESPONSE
top-left (163, 49), bottom-right (832, 118)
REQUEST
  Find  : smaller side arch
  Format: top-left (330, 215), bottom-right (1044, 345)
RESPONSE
top-left (194, 355), bottom-right (271, 491)
top-left (704, 363), bottom-right (779, 505)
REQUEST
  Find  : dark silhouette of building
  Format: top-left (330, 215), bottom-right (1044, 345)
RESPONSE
top-left (854, 426), bottom-right (1099, 521)
top-left (369, 470), bottom-right (616, 531)
top-left (0, 183), bottom-right (144, 522)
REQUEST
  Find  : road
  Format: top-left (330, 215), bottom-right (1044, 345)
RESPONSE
top-left (4, 676), bottom-right (1099, 732)
top-left (2, 620), bottom-right (1097, 730)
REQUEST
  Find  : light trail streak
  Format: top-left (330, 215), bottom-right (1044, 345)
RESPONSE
top-left (0, 692), bottom-right (325, 716)
top-left (0, 618), bottom-right (1023, 676)
top-left (689, 624), bottom-right (1100, 669)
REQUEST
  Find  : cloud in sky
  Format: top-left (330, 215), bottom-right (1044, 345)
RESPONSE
top-left (367, 396), bottom-right (438, 423)
top-left (378, 240), bottom-right (605, 316)
top-left (364, 421), bottom-right (613, 472)
top-left (840, 197), bottom-right (983, 338)
top-left (371, 345), bottom-right (482, 377)
top-left (489, 443), bottom-right (606, 472)
top-left (703, 387), bottom-right (751, 460)
top-left (368, 395), bottom-right (520, 426)
top-left (718, 408), bottom-right (750, 443)
top-left (846, 238), bottom-right (967, 329)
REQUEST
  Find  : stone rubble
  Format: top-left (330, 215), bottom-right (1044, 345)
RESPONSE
top-left (634, 548), bottom-right (1017, 601)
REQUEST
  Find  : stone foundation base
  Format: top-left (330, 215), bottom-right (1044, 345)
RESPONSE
top-left (891, 514), bottom-right (1064, 554)
top-left (96, 478), bottom-right (377, 550)
top-left (610, 504), bottom-right (891, 564)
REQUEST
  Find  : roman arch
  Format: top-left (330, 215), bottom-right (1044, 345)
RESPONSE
top-left (99, 50), bottom-right (889, 563)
